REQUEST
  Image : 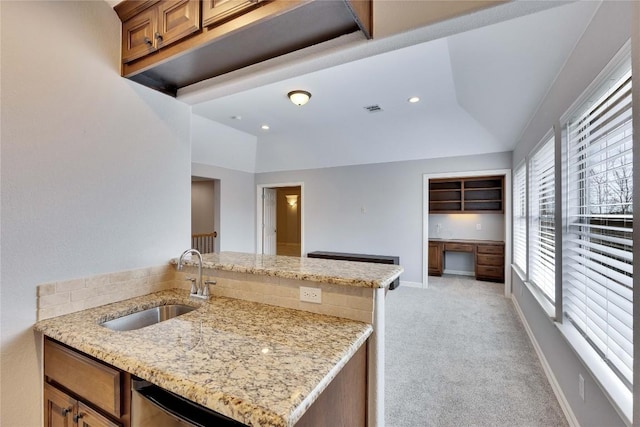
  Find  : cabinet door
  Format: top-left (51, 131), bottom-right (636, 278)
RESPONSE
top-left (157, 0), bottom-right (200, 48)
top-left (122, 6), bottom-right (158, 63)
top-left (428, 243), bottom-right (442, 276)
top-left (44, 384), bottom-right (75, 427)
top-left (202, 0), bottom-right (258, 27)
top-left (76, 402), bottom-right (121, 427)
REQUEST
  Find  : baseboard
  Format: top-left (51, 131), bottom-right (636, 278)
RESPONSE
top-left (399, 281), bottom-right (423, 289)
top-left (442, 269), bottom-right (474, 276)
top-left (511, 296), bottom-right (579, 427)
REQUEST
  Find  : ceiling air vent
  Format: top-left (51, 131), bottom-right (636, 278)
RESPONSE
top-left (364, 105), bottom-right (383, 113)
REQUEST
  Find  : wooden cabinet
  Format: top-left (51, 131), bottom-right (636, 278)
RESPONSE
top-left (121, 0), bottom-right (200, 63)
top-left (45, 384), bottom-right (120, 427)
top-left (295, 343), bottom-right (366, 427)
top-left (476, 243), bottom-right (505, 282)
top-left (44, 338), bottom-right (130, 427)
top-left (429, 176), bottom-right (504, 213)
top-left (45, 383), bottom-right (75, 427)
top-left (428, 240), bottom-right (504, 282)
top-left (115, 0), bottom-right (372, 96)
top-left (202, 0), bottom-right (262, 27)
top-left (428, 241), bottom-right (443, 276)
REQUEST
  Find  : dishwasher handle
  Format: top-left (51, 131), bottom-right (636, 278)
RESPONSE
top-left (132, 379), bottom-right (247, 427)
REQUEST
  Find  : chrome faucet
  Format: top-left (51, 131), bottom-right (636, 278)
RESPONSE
top-left (177, 249), bottom-right (214, 299)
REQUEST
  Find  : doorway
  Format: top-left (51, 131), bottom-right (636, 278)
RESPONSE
top-left (257, 183), bottom-right (304, 256)
top-left (191, 177), bottom-right (220, 253)
top-left (422, 169), bottom-right (512, 296)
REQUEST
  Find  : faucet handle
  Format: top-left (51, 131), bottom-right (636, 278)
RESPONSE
top-left (203, 280), bottom-right (216, 297)
top-left (185, 277), bottom-right (197, 295)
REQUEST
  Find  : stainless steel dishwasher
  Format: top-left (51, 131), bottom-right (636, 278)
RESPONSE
top-left (131, 378), bottom-right (247, 427)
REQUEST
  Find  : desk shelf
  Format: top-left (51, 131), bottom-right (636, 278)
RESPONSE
top-left (429, 176), bottom-right (504, 213)
top-left (428, 239), bottom-right (504, 282)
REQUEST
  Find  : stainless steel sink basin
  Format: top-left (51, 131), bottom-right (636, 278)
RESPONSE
top-left (101, 304), bottom-right (196, 331)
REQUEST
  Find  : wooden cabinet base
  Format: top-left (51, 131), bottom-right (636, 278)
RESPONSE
top-left (295, 344), bottom-right (367, 426)
top-left (428, 240), bottom-right (504, 282)
top-left (44, 338), bottom-right (130, 427)
top-left (428, 242), bottom-right (443, 276)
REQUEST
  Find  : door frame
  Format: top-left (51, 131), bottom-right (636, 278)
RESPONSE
top-left (423, 168), bottom-right (512, 296)
top-left (256, 182), bottom-right (305, 255)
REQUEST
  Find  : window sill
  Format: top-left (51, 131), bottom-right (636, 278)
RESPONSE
top-left (512, 264), bottom-right (556, 319)
top-left (556, 322), bottom-right (632, 426)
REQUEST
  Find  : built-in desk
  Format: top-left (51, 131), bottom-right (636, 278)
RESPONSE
top-left (428, 239), bottom-right (505, 282)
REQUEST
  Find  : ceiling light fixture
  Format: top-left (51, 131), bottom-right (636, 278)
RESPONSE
top-left (408, 96), bottom-right (420, 103)
top-left (261, 124), bottom-right (270, 130)
top-left (288, 90), bottom-right (311, 106)
top-left (285, 194), bottom-right (298, 207)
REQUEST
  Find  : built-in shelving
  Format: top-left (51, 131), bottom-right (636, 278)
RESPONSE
top-left (429, 176), bottom-right (504, 213)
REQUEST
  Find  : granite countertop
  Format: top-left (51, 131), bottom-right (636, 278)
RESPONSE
top-left (171, 251), bottom-right (403, 288)
top-left (34, 289), bottom-right (372, 427)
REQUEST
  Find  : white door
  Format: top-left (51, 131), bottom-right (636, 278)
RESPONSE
top-left (262, 188), bottom-right (277, 255)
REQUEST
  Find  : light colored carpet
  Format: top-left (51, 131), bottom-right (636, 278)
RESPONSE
top-left (385, 275), bottom-right (568, 427)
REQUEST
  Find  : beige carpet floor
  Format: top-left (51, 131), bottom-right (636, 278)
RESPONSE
top-left (384, 275), bottom-right (568, 427)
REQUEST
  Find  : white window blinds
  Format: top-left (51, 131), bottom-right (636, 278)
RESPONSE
top-left (529, 137), bottom-right (556, 302)
top-left (513, 164), bottom-right (527, 274)
top-left (563, 61), bottom-right (633, 387)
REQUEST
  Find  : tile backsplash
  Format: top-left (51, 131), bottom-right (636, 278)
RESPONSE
top-left (37, 264), bottom-right (376, 324)
top-left (37, 265), bottom-right (175, 321)
top-left (175, 267), bottom-right (375, 323)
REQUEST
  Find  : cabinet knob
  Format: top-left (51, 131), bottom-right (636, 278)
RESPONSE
top-left (155, 32), bottom-right (163, 42)
top-left (73, 413), bottom-right (84, 423)
top-left (60, 407), bottom-right (72, 416)
top-left (143, 36), bottom-right (152, 46)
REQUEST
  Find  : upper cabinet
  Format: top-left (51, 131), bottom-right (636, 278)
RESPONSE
top-left (202, 0), bottom-right (262, 27)
top-left (114, 0), bottom-right (372, 96)
top-left (429, 176), bottom-right (504, 214)
top-left (122, 0), bottom-right (200, 63)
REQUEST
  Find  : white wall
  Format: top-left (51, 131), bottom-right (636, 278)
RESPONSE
top-left (256, 152), bottom-right (511, 284)
top-left (428, 213), bottom-right (504, 240)
top-left (429, 213), bottom-right (504, 273)
top-left (0, 2), bottom-right (192, 426)
top-left (511, 1), bottom-right (631, 426)
top-left (192, 163), bottom-right (256, 252)
top-left (191, 114), bottom-right (257, 173)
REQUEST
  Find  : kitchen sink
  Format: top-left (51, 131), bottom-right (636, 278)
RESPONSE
top-left (101, 304), bottom-right (197, 331)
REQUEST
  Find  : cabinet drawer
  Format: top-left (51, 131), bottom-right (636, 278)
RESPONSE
top-left (477, 244), bottom-right (504, 255)
top-left (477, 254), bottom-right (503, 267)
top-left (477, 265), bottom-right (504, 278)
top-left (44, 339), bottom-right (122, 418)
top-left (444, 243), bottom-right (474, 252)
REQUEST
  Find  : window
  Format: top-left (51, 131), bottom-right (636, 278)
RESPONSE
top-left (529, 137), bottom-right (555, 302)
top-left (563, 58), bottom-right (633, 387)
top-left (513, 163), bottom-right (527, 274)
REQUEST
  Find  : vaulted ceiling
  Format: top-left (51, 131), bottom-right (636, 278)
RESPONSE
top-left (184, 1), bottom-right (601, 172)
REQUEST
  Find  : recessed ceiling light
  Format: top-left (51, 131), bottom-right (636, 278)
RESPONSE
top-left (408, 96), bottom-right (420, 103)
top-left (231, 115), bottom-right (242, 120)
top-left (261, 125), bottom-right (270, 130)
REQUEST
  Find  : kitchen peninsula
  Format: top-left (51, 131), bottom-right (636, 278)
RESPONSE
top-left (35, 252), bottom-right (403, 427)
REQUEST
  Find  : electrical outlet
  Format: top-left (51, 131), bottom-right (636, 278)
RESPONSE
top-left (476, 223), bottom-right (482, 230)
top-left (300, 286), bottom-right (321, 304)
top-left (578, 374), bottom-right (585, 401)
